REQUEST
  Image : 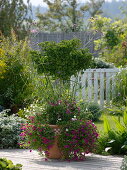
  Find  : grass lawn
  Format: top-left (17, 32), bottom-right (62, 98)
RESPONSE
top-left (94, 113), bottom-right (124, 134)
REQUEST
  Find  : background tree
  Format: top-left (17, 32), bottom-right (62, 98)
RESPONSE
top-left (84, 0), bottom-right (105, 17)
top-left (36, 0), bottom-right (89, 32)
top-left (35, 0), bottom-right (105, 32)
top-left (90, 15), bottom-right (127, 67)
top-left (120, 1), bottom-right (127, 21)
top-left (0, 0), bottom-right (32, 39)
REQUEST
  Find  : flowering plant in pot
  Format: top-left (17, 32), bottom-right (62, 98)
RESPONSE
top-left (19, 38), bottom-right (97, 160)
top-left (19, 98), bottom-right (80, 147)
top-left (20, 98), bottom-right (99, 160)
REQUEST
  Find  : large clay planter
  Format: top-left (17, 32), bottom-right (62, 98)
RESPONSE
top-left (46, 125), bottom-right (62, 159)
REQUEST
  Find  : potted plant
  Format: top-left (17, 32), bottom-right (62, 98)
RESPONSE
top-left (19, 98), bottom-right (99, 160)
top-left (19, 38), bottom-right (98, 160)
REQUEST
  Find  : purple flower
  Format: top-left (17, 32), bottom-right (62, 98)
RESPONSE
top-left (19, 132), bottom-right (26, 137)
top-left (66, 109), bottom-right (71, 114)
top-left (64, 145), bottom-right (69, 148)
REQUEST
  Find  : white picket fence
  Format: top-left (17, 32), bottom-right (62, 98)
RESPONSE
top-left (70, 68), bottom-right (120, 107)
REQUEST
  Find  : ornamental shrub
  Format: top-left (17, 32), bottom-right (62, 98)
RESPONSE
top-left (92, 59), bottom-right (114, 68)
top-left (0, 158), bottom-right (22, 170)
top-left (0, 110), bottom-right (26, 149)
top-left (79, 101), bottom-right (102, 121)
top-left (96, 130), bottom-right (127, 155)
top-left (30, 39), bottom-right (93, 80)
top-left (87, 102), bottom-right (102, 121)
top-left (95, 113), bottom-right (127, 155)
top-left (0, 32), bottom-right (36, 112)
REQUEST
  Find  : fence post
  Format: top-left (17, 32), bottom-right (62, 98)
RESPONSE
top-left (88, 71), bottom-right (92, 102)
top-left (94, 71), bottom-right (98, 103)
top-left (100, 71), bottom-right (104, 107)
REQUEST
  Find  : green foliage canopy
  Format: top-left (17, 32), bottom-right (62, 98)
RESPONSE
top-left (0, 32), bottom-right (36, 111)
top-left (90, 15), bottom-right (127, 67)
top-left (35, 0), bottom-right (104, 32)
top-left (31, 39), bottom-right (93, 80)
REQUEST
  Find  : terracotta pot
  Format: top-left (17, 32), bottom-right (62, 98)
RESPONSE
top-left (46, 125), bottom-right (62, 159)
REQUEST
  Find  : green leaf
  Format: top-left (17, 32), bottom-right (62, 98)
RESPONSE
top-left (112, 116), bottom-right (125, 132)
top-left (104, 116), bottom-right (111, 133)
top-left (123, 110), bottom-right (127, 127)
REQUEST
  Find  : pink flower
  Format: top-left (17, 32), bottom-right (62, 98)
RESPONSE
top-left (20, 126), bottom-right (26, 130)
top-left (66, 109), bottom-right (71, 114)
top-left (57, 100), bottom-right (62, 104)
top-left (64, 145), bottom-right (69, 148)
top-left (19, 132), bottom-right (26, 137)
top-left (84, 139), bottom-right (89, 144)
top-left (49, 102), bottom-right (57, 106)
top-left (33, 139), bottom-right (37, 142)
top-left (30, 29), bottom-right (38, 33)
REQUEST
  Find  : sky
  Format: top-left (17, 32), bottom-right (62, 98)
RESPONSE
top-left (24, 0), bottom-right (114, 7)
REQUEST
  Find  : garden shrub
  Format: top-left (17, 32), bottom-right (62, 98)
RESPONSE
top-left (30, 39), bottom-right (93, 80)
top-left (87, 102), bottom-right (102, 121)
top-left (0, 48), bottom-right (7, 78)
top-left (78, 102), bottom-right (93, 121)
top-left (79, 101), bottom-right (102, 121)
top-left (92, 59), bottom-right (114, 68)
top-left (0, 158), bottom-right (22, 170)
top-left (0, 32), bottom-right (36, 112)
top-left (95, 113), bottom-right (127, 155)
top-left (0, 110), bottom-right (26, 149)
top-left (96, 130), bottom-right (127, 155)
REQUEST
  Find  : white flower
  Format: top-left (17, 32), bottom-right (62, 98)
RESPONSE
top-left (71, 117), bottom-right (77, 121)
top-left (66, 128), bottom-right (68, 131)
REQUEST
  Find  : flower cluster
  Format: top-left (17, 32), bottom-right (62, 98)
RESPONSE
top-left (58, 120), bottom-right (99, 161)
top-left (45, 99), bottom-right (80, 125)
top-left (19, 99), bottom-right (99, 161)
top-left (19, 115), bottom-right (55, 152)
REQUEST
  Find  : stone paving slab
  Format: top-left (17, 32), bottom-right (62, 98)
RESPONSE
top-left (0, 149), bottom-right (123, 170)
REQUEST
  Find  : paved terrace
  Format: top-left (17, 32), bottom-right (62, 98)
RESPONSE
top-left (0, 149), bottom-right (123, 170)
